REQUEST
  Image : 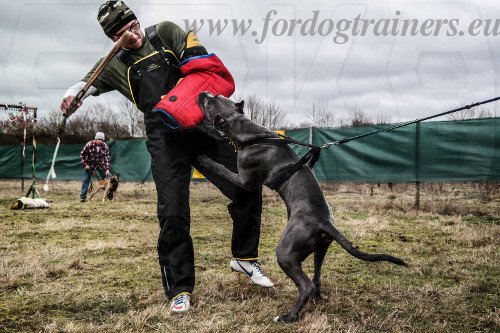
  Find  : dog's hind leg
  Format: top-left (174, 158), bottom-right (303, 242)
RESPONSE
top-left (312, 241), bottom-right (331, 299)
top-left (274, 238), bottom-right (315, 323)
top-left (88, 187), bottom-right (102, 201)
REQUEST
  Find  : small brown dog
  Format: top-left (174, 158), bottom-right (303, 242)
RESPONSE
top-left (88, 174), bottom-right (119, 202)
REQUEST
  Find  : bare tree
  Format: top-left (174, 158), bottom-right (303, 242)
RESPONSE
top-left (446, 106), bottom-right (492, 120)
top-left (245, 94), bottom-right (273, 127)
top-left (305, 101), bottom-right (336, 127)
top-left (340, 105), bottom-right (373, 127)
top-left (245, 94), bottom-right (265, 126)
top-left (59, 103), bottom-right (130, 140)
top-left (93, 103), bottom-right (131, 140)
top-left (241, 94), bottom-right (287, 130)
top-left (281, 120), bottom-right (313, 130)
top-left (116, 97), bottom-right (146, 137)
top-left (36, 108), bottom-right (64, 138)
top-left (373, 113), bottom-right (392, 125)
top-left (262, 101), bottom-right (287, 130)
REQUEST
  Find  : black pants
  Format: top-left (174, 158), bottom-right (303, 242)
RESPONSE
top-left (145, 116), bottom-right (262, 299)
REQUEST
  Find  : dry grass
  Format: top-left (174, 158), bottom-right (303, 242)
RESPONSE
top-left (0, 180), bottom-right (498, 333)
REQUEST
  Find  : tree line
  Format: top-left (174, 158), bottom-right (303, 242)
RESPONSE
top-left (0, 98), bottom-right (145, 144)
top-left (0, 96), bottom-right (493, 145)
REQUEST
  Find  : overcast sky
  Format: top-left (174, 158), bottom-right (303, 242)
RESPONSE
top-left (1, 0), bottom-right (499, 126)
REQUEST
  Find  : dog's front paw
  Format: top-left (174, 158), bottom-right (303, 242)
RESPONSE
top-left (197, 155), bottom-right (218, 170)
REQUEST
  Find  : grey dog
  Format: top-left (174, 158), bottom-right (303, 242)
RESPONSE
top-left (196, 92), bottom-right (407, 323)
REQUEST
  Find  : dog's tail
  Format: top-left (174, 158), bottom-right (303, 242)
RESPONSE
top-left (329, 226), bottom-right (408, 267)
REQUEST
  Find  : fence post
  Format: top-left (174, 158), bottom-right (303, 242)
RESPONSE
top-left (20, 142), bottom-right (24, 191)
top-left (415, 122), bottom-right (421, 210)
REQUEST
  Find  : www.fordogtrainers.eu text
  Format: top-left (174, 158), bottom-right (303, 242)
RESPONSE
top-left (184, 10), bottom-right (500, 44)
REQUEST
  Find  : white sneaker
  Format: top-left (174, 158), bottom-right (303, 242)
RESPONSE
top-left (169, 293), bottom-right (190, 312)
top-left (230, 259), bottom-right (274, 288)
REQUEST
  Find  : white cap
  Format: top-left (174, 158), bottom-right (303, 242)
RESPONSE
top-left (95, 132), bottom-right (105, 140)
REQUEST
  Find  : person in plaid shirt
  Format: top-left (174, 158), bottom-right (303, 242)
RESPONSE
top-left (79, 131), bottom-right (110, 202)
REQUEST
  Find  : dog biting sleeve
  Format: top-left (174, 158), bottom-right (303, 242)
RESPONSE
top-left (152, 53), bottom-right (235, 129)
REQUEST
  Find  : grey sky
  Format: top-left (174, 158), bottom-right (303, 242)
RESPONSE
top-left (1, 0), bottom-right (499, 126)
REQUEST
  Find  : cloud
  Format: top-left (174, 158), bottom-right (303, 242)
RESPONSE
top-left (0, 0), bottom-right (498, 126)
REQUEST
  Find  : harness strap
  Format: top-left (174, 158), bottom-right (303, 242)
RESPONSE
top-left (145, 25), bottom-right (161, 50)
top-left (240, 137), bottom-right (284, 149)
top-left (267, 147), bottom-right (321, 190)
top-left (240, 135), bottom-right (321, 150)
top-left (145, 25), bottom-right (171, 64)
top-left (238, 136), bottom-right (322, 190)
top-left (277, 133), bottom-right (320, 149)
top-left (116, 49), bottom-right (134, 66)
top-left (116, 25), bottom-right (172, 66)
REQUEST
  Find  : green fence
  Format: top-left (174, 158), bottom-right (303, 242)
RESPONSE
top-left (287, 117), bottom-right (499, 182)
top-left (0, 118), bottom-right (498, 182)
top-left (0, 140), bottom-right (152, 182)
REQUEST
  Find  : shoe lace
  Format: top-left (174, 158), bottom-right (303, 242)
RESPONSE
top-left (250, 261), bottom-right (264, 276)
top-left (174, 294), bottom-right (186, 305)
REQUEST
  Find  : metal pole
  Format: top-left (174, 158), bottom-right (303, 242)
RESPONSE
top-left (415, 122), bottom-right (421, 210)
top-left (20, 142), bottom-right (24, 191)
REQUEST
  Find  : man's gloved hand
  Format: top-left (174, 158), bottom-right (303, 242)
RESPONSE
top-left (60, 96), bottom-right (83, 116)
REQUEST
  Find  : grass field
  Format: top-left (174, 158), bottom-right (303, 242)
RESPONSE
top-left (1, 179), bottom-right (499, 333)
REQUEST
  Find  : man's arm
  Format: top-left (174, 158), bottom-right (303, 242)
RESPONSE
top-left (64, 81), bottom-right (99, 99)
top-left (60, 81), bottom-right (99, 114)
top-left (156, 21), bottom-right (187, 59)
top-left (80, 143), bottom-right (90, 169)
top-left (102, 144), bottom-right (111, 174)
top-left (60, 58), bottom-right (113, 114)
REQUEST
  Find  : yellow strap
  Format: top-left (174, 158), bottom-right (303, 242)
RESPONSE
top-left (172, 291), bottom-right (191, 299)
top-left (186, 30), bottom-right (203, 48)
top-left (233, 257), bottom-right (259, 261)
top-left (126, 67), bottom-right (138, 108)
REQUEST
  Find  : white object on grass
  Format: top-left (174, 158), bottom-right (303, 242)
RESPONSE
top-left (43, 137), bottom-right (61, 192)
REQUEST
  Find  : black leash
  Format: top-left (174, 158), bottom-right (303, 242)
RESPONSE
top-left (272, 95), bottom-right (500, 151)
top-left (321, 96), bottom-right (500, 148)
top-left (256, 96), bottom-right (500, 189)
top-left (228, 97), bottom-right (499, 190)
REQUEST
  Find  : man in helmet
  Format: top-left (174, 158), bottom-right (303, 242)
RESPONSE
top-left (80, 132), bottom-right (110, 202)
top-left (60, 1), bottom-right (273, 312)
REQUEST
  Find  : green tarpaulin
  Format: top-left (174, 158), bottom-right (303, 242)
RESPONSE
top-left (0, 118), bottom-right (498, 182)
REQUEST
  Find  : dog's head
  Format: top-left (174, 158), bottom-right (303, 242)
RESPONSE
top-left (108, 175), bottom-right (119, 190)
top-left (198, 92), bottom-right (245, 132)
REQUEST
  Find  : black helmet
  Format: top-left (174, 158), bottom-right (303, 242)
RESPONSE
top-left (97, 1), bottom-right (137, 38)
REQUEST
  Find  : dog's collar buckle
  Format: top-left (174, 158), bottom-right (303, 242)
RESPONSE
top-left (229, 139), bottom-right (241, 152)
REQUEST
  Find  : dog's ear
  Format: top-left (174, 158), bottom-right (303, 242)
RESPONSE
top-left (214, 113), bottom-right (229, 130)
top-left (235, 100), bottom-right (245, 114)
